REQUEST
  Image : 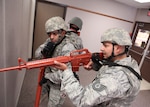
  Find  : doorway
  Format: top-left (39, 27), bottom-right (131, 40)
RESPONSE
top-left (129, 22), bottom-right (150, 82)
top-left (32, 1), bottom-right (67, 58)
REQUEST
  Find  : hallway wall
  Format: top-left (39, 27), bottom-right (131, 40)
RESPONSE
top-left (0, 0), bottom-right (32, 107)
top-left (46, 0), bottom-right (137, 52)
top-left (136, 9), bottom-right (150, 22)
top-left (0, 0), bottom-right (6, 106)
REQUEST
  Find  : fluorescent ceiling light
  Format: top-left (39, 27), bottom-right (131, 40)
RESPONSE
top-left (134, 0), bottom-right (150, 3)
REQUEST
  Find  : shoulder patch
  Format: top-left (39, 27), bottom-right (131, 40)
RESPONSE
top-left (92, 80), bottom-right (106, 92)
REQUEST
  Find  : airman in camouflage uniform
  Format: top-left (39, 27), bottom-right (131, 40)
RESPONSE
top-left (67, 17), bottom-right (84, 49)
top-left (35, 16), bottom-right (83, 107)
top-left (66, 17), bottom-right (84, 81)
top-left (52, 28), bottom-right (141, 107)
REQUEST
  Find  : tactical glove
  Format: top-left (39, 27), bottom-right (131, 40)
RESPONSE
top-left (39, 76), bottom-right (48, 86)
top-left (91, 52), bottom-right (103, 71)
top-left (41, 42), bottom-right (55, 58)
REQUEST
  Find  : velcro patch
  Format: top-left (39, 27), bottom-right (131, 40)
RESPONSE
top-left (92, 80), bottom-right (106, 92)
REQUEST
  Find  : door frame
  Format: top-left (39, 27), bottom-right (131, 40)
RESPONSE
top-left (31, 0), bottom-right (67, 58)
top-left (131, 21), bottom-right (150, 68)
top-left (130, 21), bottom-right (150, 82)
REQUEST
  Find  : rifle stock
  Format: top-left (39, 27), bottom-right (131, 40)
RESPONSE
top-left (0, 49), bottom-right (92, 72)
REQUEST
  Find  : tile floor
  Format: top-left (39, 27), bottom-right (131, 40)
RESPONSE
top-left (17, 69), bottom-right (150, 107)
top-left (140, 79), bottom-right (150, 90)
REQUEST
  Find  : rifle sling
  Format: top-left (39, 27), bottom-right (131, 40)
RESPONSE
top-left (103, 61), bottom-right (142, 80)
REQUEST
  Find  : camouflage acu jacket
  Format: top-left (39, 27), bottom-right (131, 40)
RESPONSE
top-left (60, 56), bottom-right (141, 107)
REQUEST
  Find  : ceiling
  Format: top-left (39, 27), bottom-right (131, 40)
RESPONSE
top-left (115, 0), bottom-right (150, 9)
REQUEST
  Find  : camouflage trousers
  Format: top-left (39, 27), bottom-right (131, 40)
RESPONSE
top-left (47, 81), bottom-right (66, 107)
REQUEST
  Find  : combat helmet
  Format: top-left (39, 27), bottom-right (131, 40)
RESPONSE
top-left (101, 28), bottom-right (132, 46)
top-left (68, 17), bottom-right (83, 30)
top-left (45, 16), bottom-right (68, 33)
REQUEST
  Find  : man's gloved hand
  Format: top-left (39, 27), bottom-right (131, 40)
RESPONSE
top-left (41, 42), bottom-right (55, 58)
top-left (91, 52), bottom-right (103, 71)
top-left (39, 76), bottom-right (48, 86)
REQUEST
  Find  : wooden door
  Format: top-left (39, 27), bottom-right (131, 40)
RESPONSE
top-left (32, 1), bottom-right (66, 58)
top-left (129, 22), bottom-right (150, 82)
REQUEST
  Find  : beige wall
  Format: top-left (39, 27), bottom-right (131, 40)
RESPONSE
top-left (0, 0), bottom-right (32, 107)
top-left (136, 9), bottom-right (150, 22)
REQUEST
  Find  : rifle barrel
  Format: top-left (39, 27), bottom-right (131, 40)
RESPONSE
top-left (0, 65), bottom-right (26, 72)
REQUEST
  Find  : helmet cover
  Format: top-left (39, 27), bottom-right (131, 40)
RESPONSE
top-left (45, 16), bottom-right (68, 33)
top-left (101, 28), bottom-right (132, 46)
top-left (68, 17), bottom-right (83, 30)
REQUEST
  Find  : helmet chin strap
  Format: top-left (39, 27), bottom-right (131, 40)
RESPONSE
top-left (105, 44), bottom-right (128, 62)
top-left (54, 32), bottom-right (66, 45)
top-left (105, 45), bottom-right (115, 61)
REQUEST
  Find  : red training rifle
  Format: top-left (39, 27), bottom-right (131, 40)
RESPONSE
top-left (0, 49), bottom-right (92, 107)
top-left (0, 49), bottom-right (92, 72)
